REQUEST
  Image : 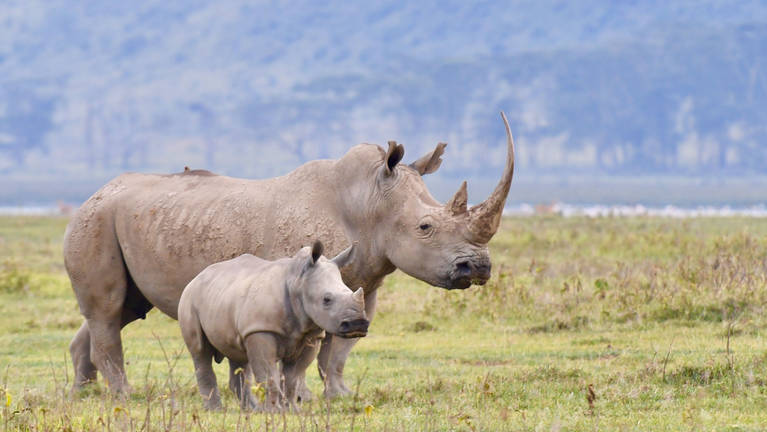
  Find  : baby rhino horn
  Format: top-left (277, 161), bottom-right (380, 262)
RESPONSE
top-left (352, 287), bottom-right (365, 305)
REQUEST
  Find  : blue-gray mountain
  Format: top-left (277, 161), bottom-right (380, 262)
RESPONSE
top-left (1, 1), bottom-right (766, 199)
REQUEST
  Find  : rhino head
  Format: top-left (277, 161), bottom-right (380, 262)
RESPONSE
top-left (354, 112), bottom-right (515, 290)
top-left (294, 241), bottom-right (369, 338)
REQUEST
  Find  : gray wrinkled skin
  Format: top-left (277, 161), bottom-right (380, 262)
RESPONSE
top-left (63, 112), bottom-right (515, 398)
top-left (178, 242), bottom-right (367, 411)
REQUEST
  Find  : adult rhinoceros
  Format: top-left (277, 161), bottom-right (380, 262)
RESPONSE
top-left (64, 112), bottom-right (515, 398)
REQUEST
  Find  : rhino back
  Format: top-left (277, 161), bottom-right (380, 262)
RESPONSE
top-left (69, 163), bottom-right (349, 319)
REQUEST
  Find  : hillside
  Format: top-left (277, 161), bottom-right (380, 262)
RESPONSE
top-left (1, 1), bottom-right (766, 203)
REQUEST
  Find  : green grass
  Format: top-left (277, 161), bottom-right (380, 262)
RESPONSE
top-left (1, 216), bottom-right (767, 431)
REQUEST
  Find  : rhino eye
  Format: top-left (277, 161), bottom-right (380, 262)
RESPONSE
top-left (323, 294), bottom-right (333, 306)
top-left (419, 223), bottom-right (432, 231)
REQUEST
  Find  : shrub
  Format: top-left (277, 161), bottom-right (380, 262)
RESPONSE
top-left (0, 260), bottom-right (31, 293)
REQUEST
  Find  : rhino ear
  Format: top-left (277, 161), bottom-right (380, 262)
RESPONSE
top-left (331, 242), bottom-right (356, 269)
top-left (310, 241), bottom-right (324, 266)
top-left (384, 141), bottom-right (405, 175)
top-left (409, 142), bottom-right (446, 175)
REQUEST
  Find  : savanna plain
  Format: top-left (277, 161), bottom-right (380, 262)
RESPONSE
top-left (0, 215), bottom-right (766, 431)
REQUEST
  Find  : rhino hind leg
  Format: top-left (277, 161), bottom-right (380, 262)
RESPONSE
top-left (70, 269), bottom-right (152, 395)
top-left (71, 267), bottom-right (133, 394)
top-left (191, 348), bottom-right (222, 411)
top-left (179, 308), bottom-right (223, 410)
top-left (69, 321), bottom-right (98, 392)
top-left (66, 207), bottom-right (155, 396)
top-left (86, 314), bottom-right (130, 394)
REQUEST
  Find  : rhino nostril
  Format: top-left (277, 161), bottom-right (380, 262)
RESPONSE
top-left (456, 261), bottom-right (471, 274)
top-left (476, 262), bottom-right (491, 275)
top-left (339, 320), bottom-right (350, 332)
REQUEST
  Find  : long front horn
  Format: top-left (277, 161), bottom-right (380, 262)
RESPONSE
top-left (467, 111), bottom-right (515, 243)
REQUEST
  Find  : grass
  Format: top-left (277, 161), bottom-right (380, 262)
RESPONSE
top-left (1, 215), bottom-right (766, 430)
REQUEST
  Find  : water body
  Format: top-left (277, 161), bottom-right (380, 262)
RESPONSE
top-left (3, 203), bottom-right (767, 218)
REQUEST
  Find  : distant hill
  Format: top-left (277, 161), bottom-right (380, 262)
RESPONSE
top-left (1, 1), bottom-right (766, 204)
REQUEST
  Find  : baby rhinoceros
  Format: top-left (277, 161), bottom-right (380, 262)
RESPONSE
top-left (178, 241), bottom-right (369, 411)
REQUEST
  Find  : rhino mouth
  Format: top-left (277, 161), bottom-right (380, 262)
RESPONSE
top-left (335, 330), bottom-right (368, 339)
top-left (335, 319), bottom-right (369, 338)
top-left (445, 259), bottom-right (491, 290)
top-left (446, 275), bottom-right (489, 290)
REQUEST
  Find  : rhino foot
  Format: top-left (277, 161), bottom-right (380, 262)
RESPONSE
top-left (240, 395), bottom-right (258, 411)
top-left (69, 379), bottom-right (97, 397)
top-left (323, 383), bottom-right (352, 399)
top-left (203, 398), bottom-right (223, 411)
top-left (296, 383), bottom-right (314, 403)
top-left (106, 382), bottom-right (134, 400)
top-left (255, 399), bottom-right (284, 413)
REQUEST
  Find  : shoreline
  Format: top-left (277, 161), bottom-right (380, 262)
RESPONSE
top-left (3, 203), bottom-right (766, 218)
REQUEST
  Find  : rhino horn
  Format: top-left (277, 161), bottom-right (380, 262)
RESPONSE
top-left (467, 111), bottom-right (515, 243)
top-left (446, 180), bottom-right (468, 216)
top-left (331, 243), bottom-right (356, 268)
top-left (352, 287), bottom-right (365, 305)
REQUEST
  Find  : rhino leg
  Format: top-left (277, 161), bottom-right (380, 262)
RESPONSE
top-left (74, 277), bottom-right (152, 394)
top-left (86, 314), bottom-right (129, 394)
top-left (318, 290), bottom-right (378, 398)
top-left (283, 342), bottom-right (321, 404)
top-left (317, 335), bottom-right (355, 397)
top-left (228, 359), bottom-right (256, 410)
top-left (69, 285), bottom-right (152, 395)
top-left (244, 333), bottom-right (283, 412)
top-left (179, 308), bottom-right (222, 410)
top-left (191, 349), bottom-right (222, 411)
top-left (66, 209), bottom-right (155, 395)
top-left (69, 321), bottom-right (97, 391)
top-left (77, 275), bottom-right (133, 395)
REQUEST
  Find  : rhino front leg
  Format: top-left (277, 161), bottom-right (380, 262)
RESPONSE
top-left (228, 360), bottom-right (256, 410)
top-left (317, 335), bottom-right (356, 397)
top-left (244, 333), bottom-right (284, 412)
top-left (283, 341), bottom-right (321, 405)
top-left (318, 290), bottom-right (377, 398)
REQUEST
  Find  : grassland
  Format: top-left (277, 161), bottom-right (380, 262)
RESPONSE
top-left (0, 215), bottom-right (766, 431)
